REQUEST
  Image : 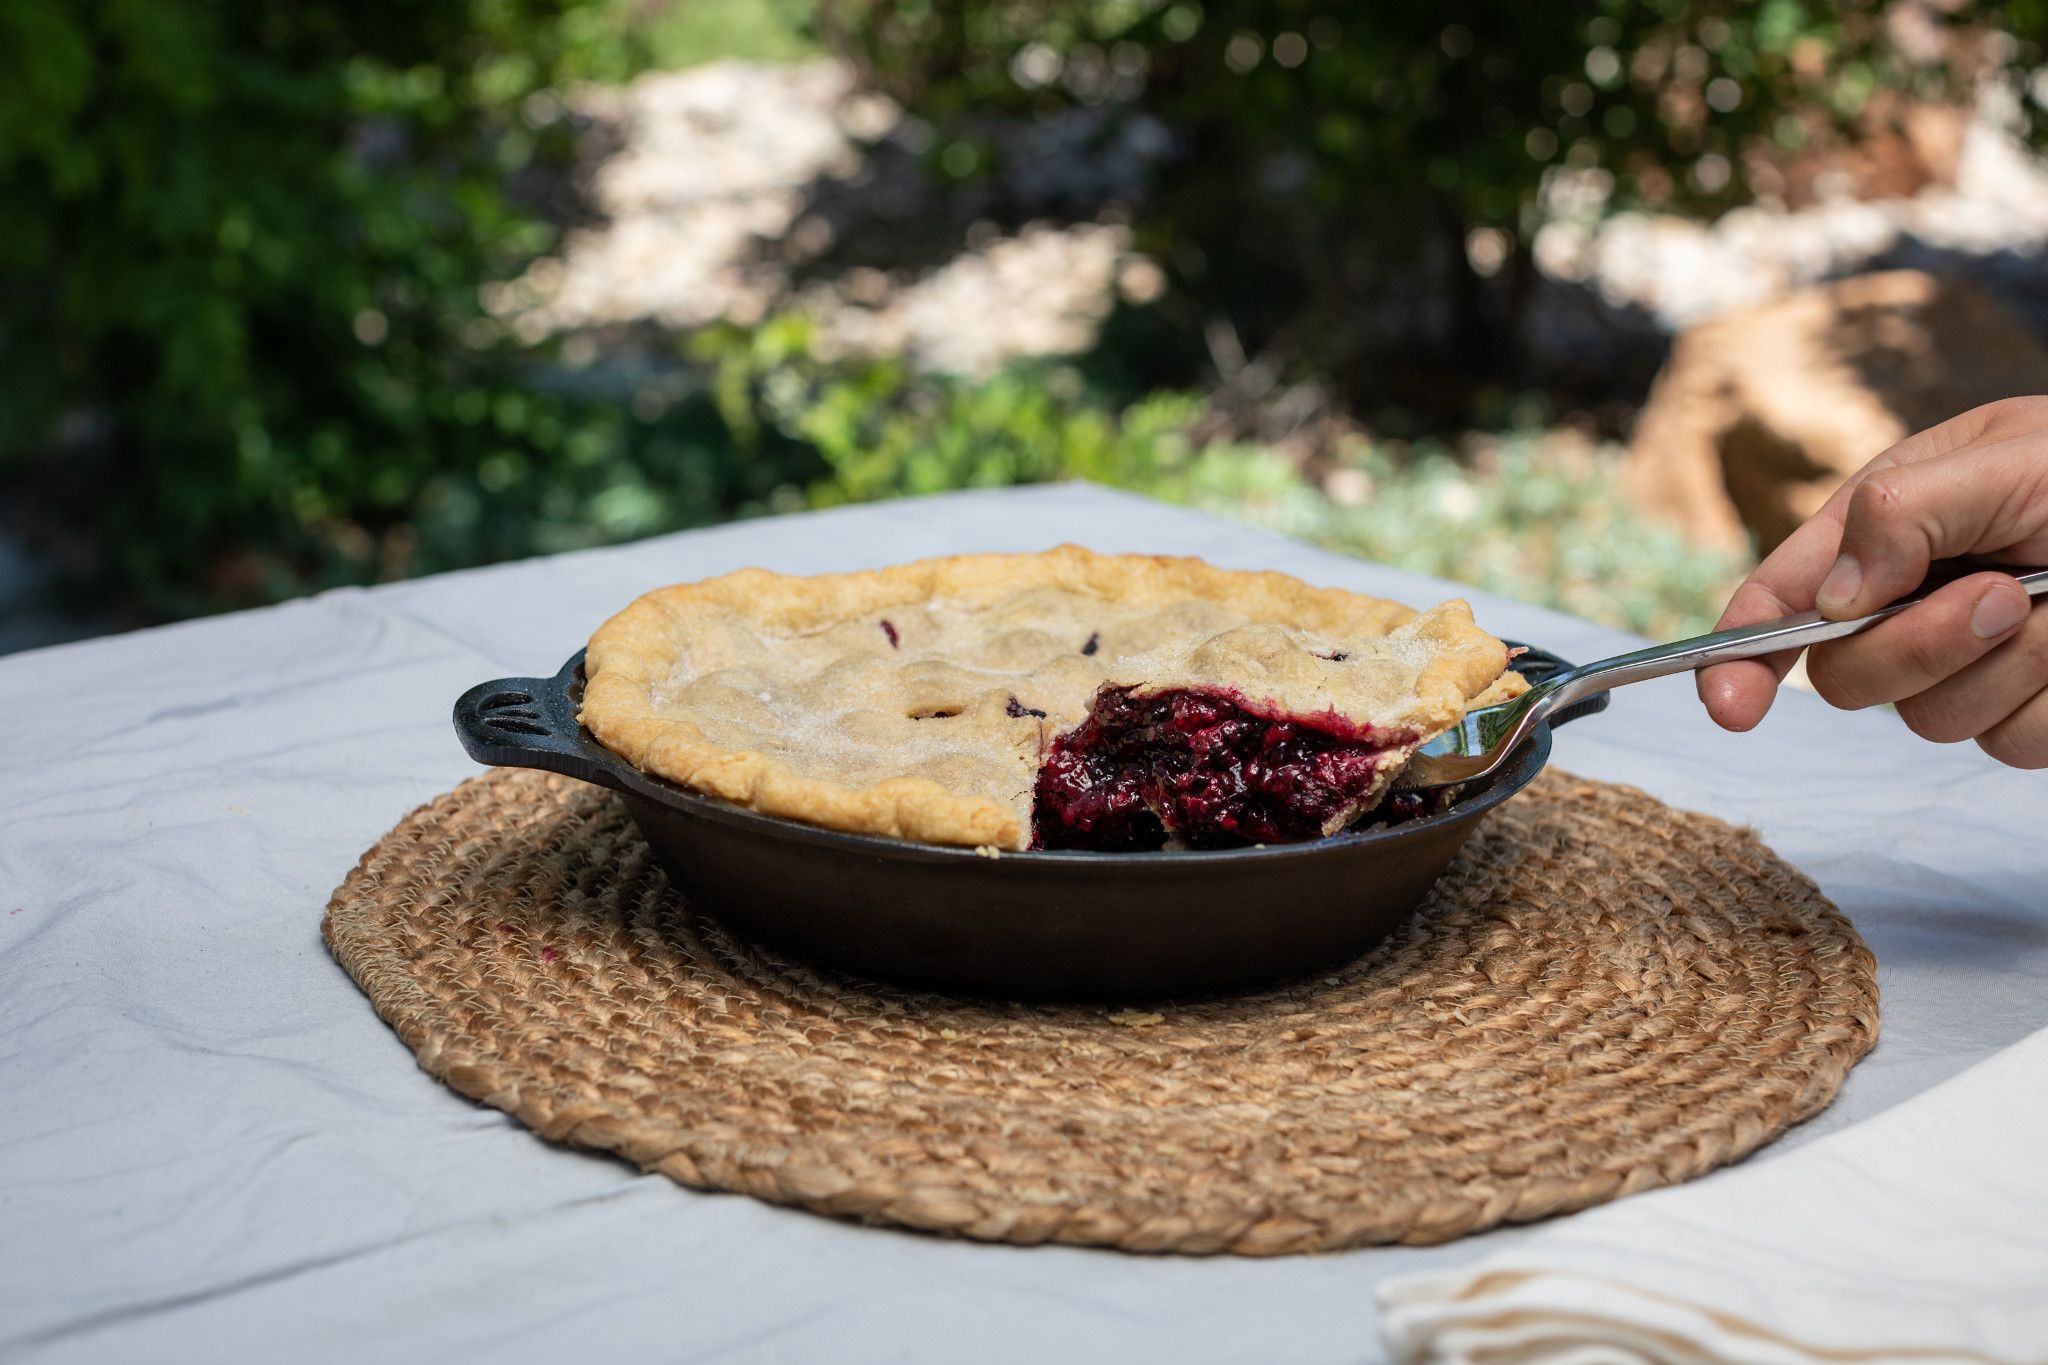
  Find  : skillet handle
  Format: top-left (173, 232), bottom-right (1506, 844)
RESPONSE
top-left (1546, 691), bottom-right (1611, 729)
top-left (1502, 641), bottom-right (1610, 731)
top-left (452, 650), bottom-right (631, 792)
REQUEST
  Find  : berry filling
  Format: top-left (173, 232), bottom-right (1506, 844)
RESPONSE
top-left (1030, 685), bottom-right (1422, 851)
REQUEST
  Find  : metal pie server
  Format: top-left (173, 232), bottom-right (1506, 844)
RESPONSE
top-left (1398, 565), bottom-right (2048, 793)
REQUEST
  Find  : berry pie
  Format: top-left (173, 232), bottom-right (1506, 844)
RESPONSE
top-left (579, 546), bottom-right (1523, 851)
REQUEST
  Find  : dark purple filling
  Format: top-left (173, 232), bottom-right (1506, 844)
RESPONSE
top-left (1030, 685), bottom-right (1419, 851)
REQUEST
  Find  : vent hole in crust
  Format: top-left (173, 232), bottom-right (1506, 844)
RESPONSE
top-left (908, 708), bottom-right (961, 720)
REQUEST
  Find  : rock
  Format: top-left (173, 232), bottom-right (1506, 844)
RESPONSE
top-left (513, 61), bottom-right (880, 334)
top-left (1624, 270), bottom-right (2048, 553)
top-left (509, 58), bottom-right (1159, 377)
top-left (1531, 91), bottom-right (2048, 345)
top-left (814, 221), bottom-right (1131, 375)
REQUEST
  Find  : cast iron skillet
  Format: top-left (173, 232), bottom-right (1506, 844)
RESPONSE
top-left (454, 644), bottom-right (1606, 1001)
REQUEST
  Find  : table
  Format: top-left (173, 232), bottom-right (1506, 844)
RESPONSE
top-left (5, 484), bottom-right (2044, 1364)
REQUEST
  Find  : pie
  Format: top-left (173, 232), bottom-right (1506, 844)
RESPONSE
top-left (579, 545), bottom-right (1522, 852)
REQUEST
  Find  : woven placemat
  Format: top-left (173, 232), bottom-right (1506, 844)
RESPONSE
top-left (325, 767), bottom-right (1877, 1255)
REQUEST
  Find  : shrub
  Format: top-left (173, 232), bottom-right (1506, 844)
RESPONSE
top-left (697, 316), bottom-right (1293, 500)
top-left (0, 1), bottom-right (1759, 630)
top-left (821, 1), bottom-right (2039, 403)
top-left (0, 0), bottom-right (824, 619)
top-left (701, 318), bottom-right (1742, 636)
top-left (1260, 437), bottom-right (1746, 639)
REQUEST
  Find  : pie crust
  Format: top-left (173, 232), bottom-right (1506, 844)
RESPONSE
top-left (579, 545), bottom-right (1522, 850)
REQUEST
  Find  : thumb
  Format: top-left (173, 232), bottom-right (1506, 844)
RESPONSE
top-left (1814, 446), bottom-right (2032, 618)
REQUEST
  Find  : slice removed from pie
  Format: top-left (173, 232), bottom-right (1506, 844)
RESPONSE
top-left (579, 545), bottom-right (1523, 852)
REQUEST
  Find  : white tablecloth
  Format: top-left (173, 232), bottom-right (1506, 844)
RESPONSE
top-left (4, 484), bottom-right (2044, 1364)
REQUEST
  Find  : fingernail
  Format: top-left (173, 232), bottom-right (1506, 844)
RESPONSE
top-left (1971, 585), bottom-right (2029, 640)
top-left (1816, 554), bottom-right (1862, 612)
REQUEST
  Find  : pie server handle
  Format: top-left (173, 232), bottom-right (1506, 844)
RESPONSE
top-left (1501, 640), bottom-right (1611, 731)
top-left (1534, 563), bottom-right (2048, 718)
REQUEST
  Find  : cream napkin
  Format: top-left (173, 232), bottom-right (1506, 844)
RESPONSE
top-left (1379, 1028), bottom-right (2048, 1364)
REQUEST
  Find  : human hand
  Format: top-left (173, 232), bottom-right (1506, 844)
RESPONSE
top-left (1697, 396), bottom-right (2048, 768)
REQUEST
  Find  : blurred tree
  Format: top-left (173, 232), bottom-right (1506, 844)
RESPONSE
top-left (822, 1), bottom-right (2045, 409)
top-left (0, 0), bottom-right (816, 619)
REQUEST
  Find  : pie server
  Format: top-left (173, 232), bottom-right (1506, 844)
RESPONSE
top-left (1402, 565), bottom-right (2048, 793)
top-left (455, 642), bottom-right (1606, 1001)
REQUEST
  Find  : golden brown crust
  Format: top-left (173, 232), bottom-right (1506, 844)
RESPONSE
top-left (580, 545), bottom-right (1517, 849)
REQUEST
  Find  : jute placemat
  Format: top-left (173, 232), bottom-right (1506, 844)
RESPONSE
top-left (324, 767), bottom-right (1877, 1255)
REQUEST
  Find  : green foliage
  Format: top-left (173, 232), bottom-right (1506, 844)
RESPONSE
top-left (1253, 439), bottom-right (1746, 639)
top-left (699, 319), bottom-right (1741, 637)
top-left (696, 317), bottom-right (1298, 503)
top-left (822, 1), bottom-right (2037, 391)
top-left (0, 0), bottom-right (1757, 632)
top-left (629, 0), bottom-right (820, 67)
top-left (547, 0), bottom-right (822, 82)
top-left (0, 0), bottom-right (813, 618)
